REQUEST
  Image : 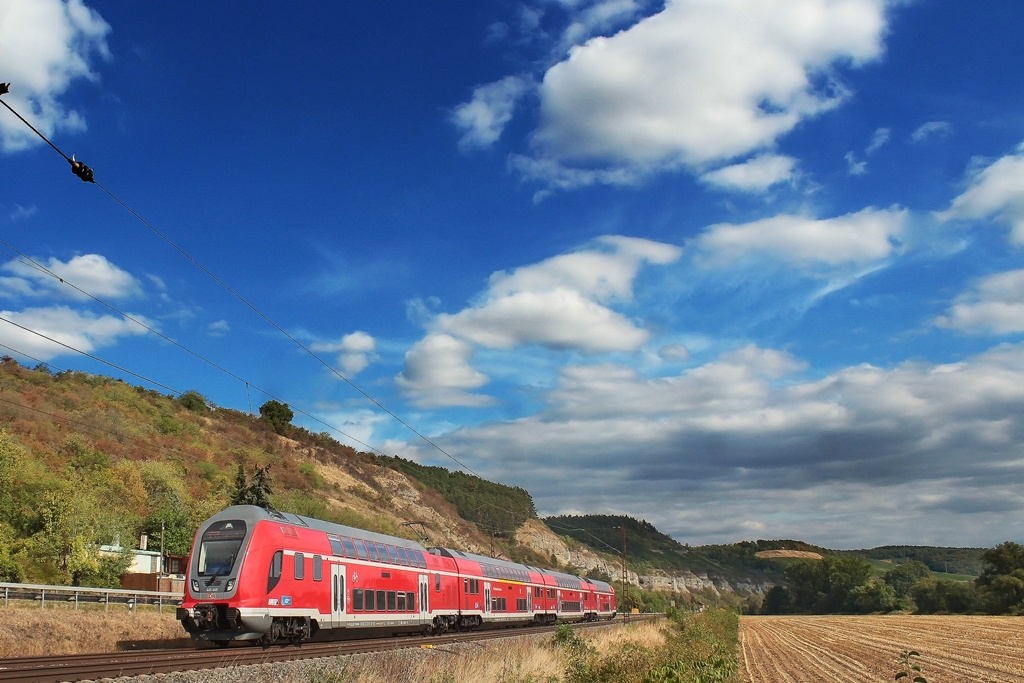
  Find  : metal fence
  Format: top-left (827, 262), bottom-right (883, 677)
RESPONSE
top-left (0, 581), bottom-right (183, 612)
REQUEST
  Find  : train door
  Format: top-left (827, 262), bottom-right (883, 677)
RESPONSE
top-left (418, 574), bottom-right (429, 623)
top-left (484, 582), bottom-right (491, 614)
top-left (331, 563), bottom-right (346, 627)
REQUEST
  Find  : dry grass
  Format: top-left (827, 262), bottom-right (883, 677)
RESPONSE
top-left (304, 621), bottom-right (667, 683)
top-left (0, 604), bottom-right (183, 658)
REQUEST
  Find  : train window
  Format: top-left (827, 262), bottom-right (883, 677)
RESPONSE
top-left (327, 535), bottom-right (344, 557)
top-left (469, 579), bottom-right (480, 594)
top-left (353, 588), bottom-right (364, 611)
top-left (407, 591), bottom-right (416, 610)
top-left (435, 573), bottom-right (441, 592)
top-left (397, 592), bottom-right (406, 611)
top-left (386, 545), bottom-right (400, 564)
top-left (267, 550), bottom-right (283, 593)
top-left (338, 574), bottom-right (345, 611)
top-left (387, 590), bottom-right (397, 611)
top-left (294, 552), bottom-right (305, 580)
top-left (517, 598), bottom-right (527, 611)
top-left (353, 539), bottom-right (368, 560)
top-left (366, 542), bottom-right (379, 562)
top-left (396, 547), bottom-right (410, 566)
top-left (375, 590), bottom-right (386, 611)
top-left (548, 588), bottom-right (556, 599)
top-left (197, 520), bottom-right (247, 577)
top-left (342, 537), bottom-right (357, 559)
top-left (313, 555), bottom-right (322, 581)
top-left (414, 550), bottom-right (427, 569)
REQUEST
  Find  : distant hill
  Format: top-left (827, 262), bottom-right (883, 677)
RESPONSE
top-left (844, 545), bottom-right (986, 577)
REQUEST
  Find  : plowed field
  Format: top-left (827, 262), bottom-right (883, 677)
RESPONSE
top-left (740, 615), bottom-right (1024, 683)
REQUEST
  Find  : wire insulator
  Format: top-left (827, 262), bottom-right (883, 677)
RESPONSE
top-left (70, 157), bottom-right (95, 183)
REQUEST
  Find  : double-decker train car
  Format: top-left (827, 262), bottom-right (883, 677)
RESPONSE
top-left (177, 505), bottom-right (616, 646)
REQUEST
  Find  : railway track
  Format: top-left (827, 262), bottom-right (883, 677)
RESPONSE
top-left (0, 617), bottom-right (643, 682)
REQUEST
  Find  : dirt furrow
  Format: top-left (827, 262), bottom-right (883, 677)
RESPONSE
top-left (740, 616), bottom-right (1024, 683)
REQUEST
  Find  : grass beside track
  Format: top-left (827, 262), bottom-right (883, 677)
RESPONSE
top-left (0, 604), bottom-right (183, 657)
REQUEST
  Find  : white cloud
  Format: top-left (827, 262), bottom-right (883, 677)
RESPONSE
top-left (555, 0), bottom-right (643, 55)
top-left (845, 151), bottom-right (867, 176)
top-left (938, 143), bottom-right (1024, 244)
top-left (0, 0), bottom-right (111, 152)
top-left (0, 253), bottom-right (142, 300)
top-left (693, 206), bottom-right (907, 267)
top-left (910, 120), bottom-right (953, 144)
top-left (451, 75), bottom-right (531, 150)
top-left (0, 305), bottom-right (148, 360)
top-left (866, 126), bottom-right (890, 153)
top-left (396, 236), bottom-right (680, 406)
top-left (395, 334), bottom-right (494, 408)
top-left (659, 343), bottom-right (690, 362)
top-left (521, 0), bottom-right (886, 187)
top-left (207, 319), bottom-right (230, 337)
top-left (435, 236), bottom-right (681, 352)
top-left (312, 330), bottom-right (378, 374)
top-left (410, 342), bottom-right (1024, 547)
top-left (936, 269), bottom-right (1024, 335)
top-left (700, 154), bottom-right (797, 192)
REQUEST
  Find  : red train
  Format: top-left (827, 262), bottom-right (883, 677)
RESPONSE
top-left (177, 505), bottom-right (616, 645)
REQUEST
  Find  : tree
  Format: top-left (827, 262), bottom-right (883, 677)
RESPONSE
top-left (783, 555), bottom-right (872, 613)
top-left (178, 390), bottom-right (208, 413)
top-left (976, 542), bottom-right (1024, 614)
top-left (847, 578), bottom-right (898, 613)
top-left (259, 400), bottom-right (293, 435)
top-left (884, 560), bottom-right (932, 599)
top-left (230, 464), bottom-right (274, 508)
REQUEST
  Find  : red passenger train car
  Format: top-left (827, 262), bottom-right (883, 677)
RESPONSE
top-left (177, 505), bottom-right (616, 645)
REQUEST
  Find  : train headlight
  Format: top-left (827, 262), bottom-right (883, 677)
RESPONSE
top-left (192, 579), bottom-right (200, 592)
top-left (225, 579), bottom-right (235, 592)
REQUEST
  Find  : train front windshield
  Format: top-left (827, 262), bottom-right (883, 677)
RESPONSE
top-left (197, 519), bottom-right (247, 577)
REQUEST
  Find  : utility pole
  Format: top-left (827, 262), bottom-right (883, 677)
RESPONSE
top-left (613, 524), bottom-right (628, 620)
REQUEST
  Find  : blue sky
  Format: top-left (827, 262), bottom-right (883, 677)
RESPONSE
top-left (3, 0), bottom-right (1024, 549)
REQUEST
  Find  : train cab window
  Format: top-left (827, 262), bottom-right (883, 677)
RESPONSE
top-left (353, 539), bottom-right (368, 560)
top-left (342, 537), bottom-right (357, 559)
top-left (397, 592), bottom-right (406, 611)
top-left (313, 555), bottom-right (323, 581)
top-left (387, 590), bottom-right (397, 611)
top-left (353, 588), bottom-right (364, 611)
top-left (294, 552), bottom-right (305, 580)
top-left (267, 550), bottom-right (283, 593)
top-left (376, 590), bottom-right (387, 611)
top-left (396, 546), bottom-right (410, 566)
top-left (197, 520), bottom-right (247, 577)
top-left (365, 542), bottom-right (379, 562)
top-left (377, 543), bottom-right (392, 563)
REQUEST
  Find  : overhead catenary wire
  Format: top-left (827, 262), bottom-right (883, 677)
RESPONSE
top-left (0, 83), bottom-right (485, 481)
